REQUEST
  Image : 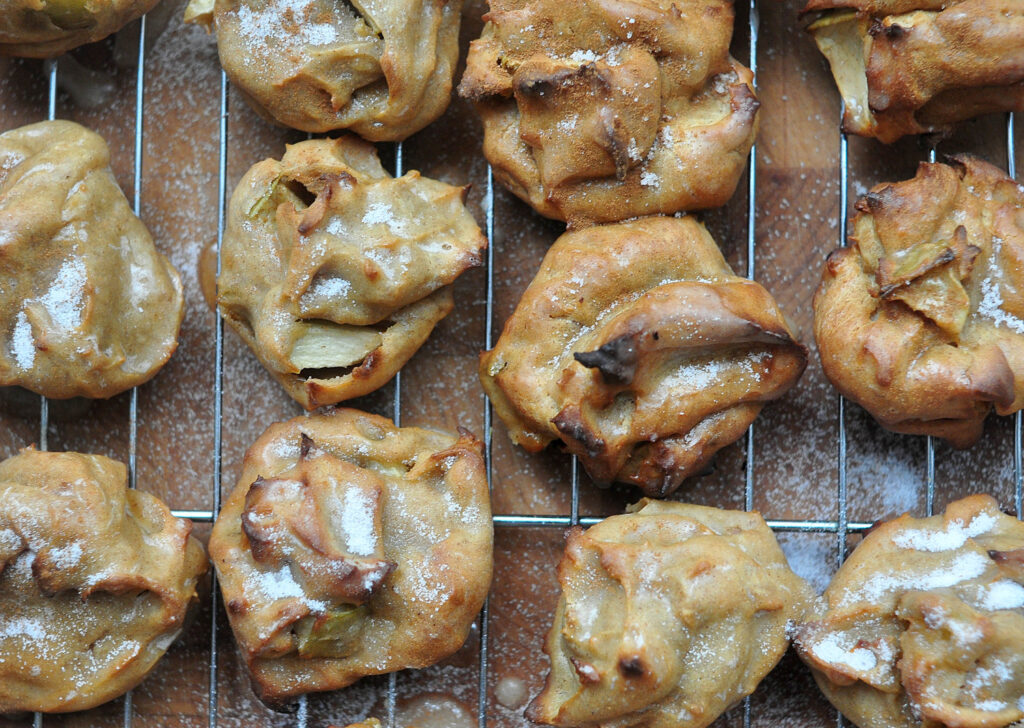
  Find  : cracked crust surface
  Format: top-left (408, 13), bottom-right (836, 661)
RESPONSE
top-left (0, 120), bottom-right (184, 400)
top-left (813, 155), bottom-right (1024, 448)
top-left (0, 448), bottom-right (207, 713)
top-left (480, 216), bottom-right (806, 497)
top-left (458, 0), bottom-right (760, 227)
top-left (216, 135), bottom-right (486, 410)
top-left (796, 495), bottom-right (1024, 728)
top-left (528, 499), bottom-right (814, 728)
top-left (805, 0), bottom-right (1024, 142)
top-left (209, 408), bottom-right (493, 704)
top-left (0, 0), bottom-right (160, 57)
top-left (184, 0), bottom-right (462, 139)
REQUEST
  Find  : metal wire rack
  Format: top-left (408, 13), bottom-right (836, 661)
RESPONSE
top-left (20, 1), bottom-right (1023, 726)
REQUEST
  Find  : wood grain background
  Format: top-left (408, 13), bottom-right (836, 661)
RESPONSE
top-left (1, 0), bottom-right (1021, 725)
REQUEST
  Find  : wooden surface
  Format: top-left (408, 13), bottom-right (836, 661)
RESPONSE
top-left (0, 0), bottom-right (1021, 725)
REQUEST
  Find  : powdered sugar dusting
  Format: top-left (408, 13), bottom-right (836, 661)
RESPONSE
top-left (0, 528), bottom-right (20, 552)
top-left (11, 310), bottom-right (34, 368)
top-left (339, 487), bottom-right (377, 556)
top-left (302, 274), bottom-right (351, 302)
top-left (976, 237), bottom-right (1024, 334)
top-left (963, 659), bottom-right (1014, 710)
top-left (568, 49), bottom-right (600, 64)
top-left (658, 350), bottom-right (768, 399)
top-left (557, 115), bottom-right (578, 133)
top-left (841, 551), bottom-right (991, 606)
top-left (37, 256), bottom-right (88, 330)
top-left (47, 541), bottom-right (83, 569)
top-left (778, 533), bottom-right (835, 594)
top-left (639, 170), bottom-right (660, 189)
top-left (891, 510), bottom-right (997, 552)
top-left (359, 201), bottom-right (408, 236)
top-left (233, 0), bottom-right (338, 51)
top-left (0, 615), bottom-right (46, 640)
top-left (9, 254), bottom-right (89, 367)
top-left (807, 631), bottom-right (877, 673)
top-left (978, 580), bottom-right (1024, 611)
top-left (250, 564), bottom-right (326, 612)
top-left (973, 699), bottom-right (1009, 712)
top-left (922, 603), bottom-right (984, 646)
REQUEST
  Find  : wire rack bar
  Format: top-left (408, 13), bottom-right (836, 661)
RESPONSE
top-left (31, 54), bottom-right (60, 728)
top-left (743, 2), bottom-right (759, 721)
top-left (477, 163), bottom-right (496, 728)
top-left (1008, 112), bottom-right (1021, 521)
top-left (171, 509), bottom-right (863, 532)
top-left (37, 57), bottom-right (58, 456)
top-left (382, 140), bottom-right (405, 728)
top-left (834, 100), bottom-right (850, 728)
top-left (121, 14), bottom-right (149, 727)
top-left (207, 65), bottom-right (229, 728)
top-left (836, 104), bottom-right (849, 571)
top-left (128, 14), bottom-right (147, 492)
top-left (924, 145), bottom-right (938, 518)
top-left (743, 0), bottom-right (759, 514)
top-left (168, 509), bottom-right (876, 533)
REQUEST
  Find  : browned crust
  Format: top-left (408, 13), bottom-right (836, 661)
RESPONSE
top-left (813, 155), bottom-right (1024, 447)
top-left (481, 215), bottom-right (806, 497)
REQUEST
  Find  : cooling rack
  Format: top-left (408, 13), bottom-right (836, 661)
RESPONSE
top-left (2, 0), bottom-right (1022, 726)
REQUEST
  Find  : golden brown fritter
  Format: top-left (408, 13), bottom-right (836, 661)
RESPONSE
top-left (0, 120), bottom-right (184, 400)
top-left (0, 0), bottom-right (159, 57)
top-left (0, 448), bottom-right (207, 713)
top-left (209, 408), bottom-right (493, 704)
top-left (796, 495), bottom-right (1024, 728)
top-left (216, 135), bottom-right (486, 410)
top-left (458, 0), bottom-right (759, 227)
top-left (481, 216), bottom-right (806, 497)
top-left (184, 0), bottom-right (462, 140)
top-left (529, 500), bottom-right (814, 728)
top-left (805, 0), bottom-right (1024, 142)
top-left (814, 155), bottom-right (1024, 448)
